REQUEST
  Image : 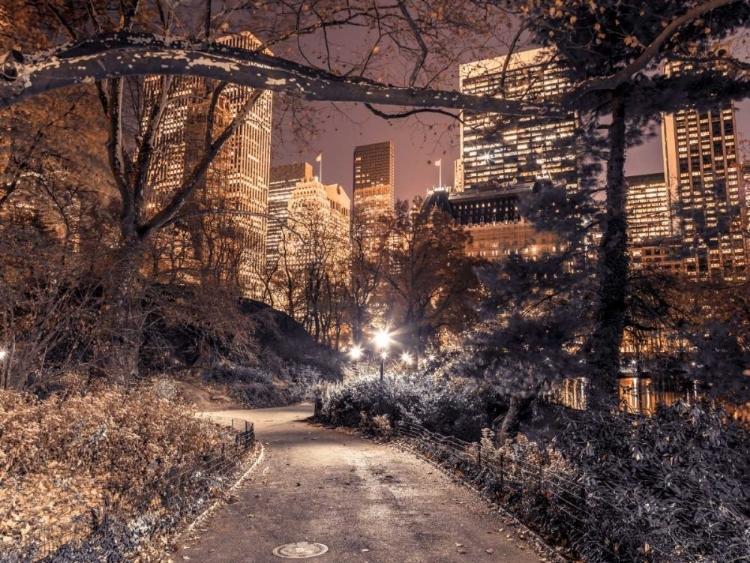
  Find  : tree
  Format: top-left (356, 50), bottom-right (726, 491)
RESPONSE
top-left (4, 0), bottom-right (750, 388)
top-left (463, 182), bottom-right (599, 440)
top-left (505, 0), bottom-right (750, 402)
top-left (382, 198), bottom-right (482, 358)
top-left (345, 207), bottom-right (392, 346)
top-left (268, 188), bottom-right (350, 348)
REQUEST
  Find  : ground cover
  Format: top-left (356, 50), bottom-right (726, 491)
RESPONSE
top-left (0, 379), bottom-right (256, 561)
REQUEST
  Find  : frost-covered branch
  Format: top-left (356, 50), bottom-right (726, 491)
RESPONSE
top-left (0, 32), bottom-right (558, 118)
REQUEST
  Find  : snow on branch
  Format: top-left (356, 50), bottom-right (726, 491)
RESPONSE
top-left (0, 32), bottom-right (560, 118)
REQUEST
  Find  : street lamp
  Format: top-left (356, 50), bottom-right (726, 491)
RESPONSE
top-left (349, 345), bottom-right (362, 361)
top-left (401, 352), bottom-right (413, 366)
top-left (374, 329), bottom-right (391, 381)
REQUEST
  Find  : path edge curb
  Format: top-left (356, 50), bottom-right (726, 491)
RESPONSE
top-left (169, 440), bottom-right (266, 551)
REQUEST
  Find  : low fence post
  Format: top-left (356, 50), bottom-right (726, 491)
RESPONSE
top-left (477, 441), bottom-right (482, 468)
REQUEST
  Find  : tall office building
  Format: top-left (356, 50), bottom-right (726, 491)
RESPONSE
top-left (267, 162), bottom-right (314, 268)
top-left (267, 162), bottom-right (351, 310)
top-left (625, 173), bottom-right (675, 245)
top-left (662, 61), bottom-right (747, 281)
top-left (459, 48), bottom-right (578, 192)
top-left (352, 141), bottom-right (395, 256)
top-left (268, 162), bottom-right (350, 272)
top-left (144, 31), bottom-right (273, 296)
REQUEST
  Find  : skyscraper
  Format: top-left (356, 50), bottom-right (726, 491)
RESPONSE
top-left (144, 31), bottom-right (273, 296)
top-left (352, 141), bottom-right (395, 257)
top-left (662, 62), bottom-right (747, 281)
top-left (266, 162), bottom-right (351, 313)
top-left (267, 162), bottom-right (314, 268)
top-left (459, 48), bottom-right (578, 192)
top-left (268, 162), bottom-right (350, 273)
top-left (625, 173), bottom-right (676, 245)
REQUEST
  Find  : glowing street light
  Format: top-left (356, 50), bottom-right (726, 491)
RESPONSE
top-left (401, 352), bottom-right (413, 366)
top-left (349, 345), bottom-right (362, 361)
top-left (374, 330), bottom-right (391, 351)
top-left (0, 349), bottom-right (6, 361)
top-left (374, 329), bottom-right (391, 382)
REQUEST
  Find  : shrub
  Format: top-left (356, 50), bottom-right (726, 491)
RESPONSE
top-left (0, 381), bottom-right (251, 561)
top-left (319, 375), bottom-right (750, 562)
top-left (555, 401), bottom-right (750, 562)
top-left (317, 373), bottom-right (506, 441)
top-left (204, 360), bottom-right (328, 408)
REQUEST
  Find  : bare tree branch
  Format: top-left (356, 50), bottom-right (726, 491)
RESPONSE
top-left (0, 33), bottom-right (558, 118)
top-left (140, 88), bottom-right (264, 238)
top-left (564, 0), bottom-right (740, 103)
top-left (106, 77), bottom-right (135, 238)
top-left (364, 102), bottom-right (461, 121)
top-left (397, 0), bottom-right (430, 87)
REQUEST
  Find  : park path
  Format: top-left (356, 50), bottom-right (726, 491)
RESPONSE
top-left (177, 404), bottom-right (543, 563)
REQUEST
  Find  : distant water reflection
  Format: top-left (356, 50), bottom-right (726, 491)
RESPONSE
top-left (549, 376), bottom-right (699, 416)
top-left (617, 377), bottom-right (698, 416)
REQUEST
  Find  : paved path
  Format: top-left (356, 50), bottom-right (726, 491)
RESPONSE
top-left (177, 404), bottom-right (543, 563)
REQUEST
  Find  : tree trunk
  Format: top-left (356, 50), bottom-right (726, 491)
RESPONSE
top-left (98, 241), bottom-right (146, 382)
top-left (590, 94), bottom-right (629, 405)
top-left (495, 396), bottom-right (534, 445)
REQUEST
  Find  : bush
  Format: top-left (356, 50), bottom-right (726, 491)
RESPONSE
top-left (317, 373), bottom-right (507, 441)
top-left (555, 401), bottom-right (750, 562)
top-left (0, 381), bottom-right (252, 561)
top-left (319, 375), bottom-right (750, 562)
top-left (204, 359), bottom-right (330, 408)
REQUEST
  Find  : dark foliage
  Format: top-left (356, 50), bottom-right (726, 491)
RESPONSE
top-left (318, 375), bottom-right (507, 442)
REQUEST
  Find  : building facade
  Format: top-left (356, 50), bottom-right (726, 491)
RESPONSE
top-left (423, 182), bottom-right (560, 261)
top-left (352, 141), bottom-right (395, 257)
top-left (268, 162), bottom-right (351, 273)
top-left (459, 48), bottom-right (578, 192)
top-left (661, 62), bottom-right (747, 281)
top-left (267, 162), bottom-right (314, 269)
top-left (144, 31), bottom-right (273, 297)
top-left (625, 173), bottom-right (676, 245)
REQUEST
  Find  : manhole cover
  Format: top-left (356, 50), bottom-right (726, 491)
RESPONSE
top-left (272, 542), bottom-right (329, 559)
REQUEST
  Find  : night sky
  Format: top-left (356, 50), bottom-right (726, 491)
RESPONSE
top-left (270, 97), bottom-right (750, 204)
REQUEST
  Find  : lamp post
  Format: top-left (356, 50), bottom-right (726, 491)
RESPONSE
top-left (374, 330), bottom-right (391, 382)
top-left (349, 345), bottom-right (362, 379)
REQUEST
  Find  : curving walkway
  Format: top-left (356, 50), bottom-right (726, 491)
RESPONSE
top-left (177, 404), bottom-right (543, 563)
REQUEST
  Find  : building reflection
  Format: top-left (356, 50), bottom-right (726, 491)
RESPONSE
top-left (618, 377), bottom-right (698, 416)
top-left (550, 376), bottom-right (699, 416)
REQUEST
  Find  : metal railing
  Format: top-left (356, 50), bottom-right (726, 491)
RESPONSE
top-left (2, 418), bottom-right (256, 562)
top-left (394, 420), bottom-right (675, 563)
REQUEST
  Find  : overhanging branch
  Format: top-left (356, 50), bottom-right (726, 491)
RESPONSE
top-left (0, 32), bottom-right (560, 118)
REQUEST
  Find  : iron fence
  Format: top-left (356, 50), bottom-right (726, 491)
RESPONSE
top-left (2, 418), bottom-right (256, 562)
top-left (394, 420), bottom-right (676, 563)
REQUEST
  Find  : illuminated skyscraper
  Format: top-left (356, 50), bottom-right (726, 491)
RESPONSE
top-left (267, 162), bottom-right (314, 268)
top-left (625, 173), bottom-right (676, 245)
top-left (268, 162), bottom-right (350, 272)
top-left (144, 31), bottom-right (273, 296)
top-left (353, 141), bottom-right (395, 256)
top-left (662, 62), bottom-right (747, 281)
top-left (459, 48), bottom-right (578, 191)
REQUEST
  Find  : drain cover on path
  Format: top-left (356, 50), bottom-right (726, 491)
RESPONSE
top-left (272, 542), bottom-right (329, 559)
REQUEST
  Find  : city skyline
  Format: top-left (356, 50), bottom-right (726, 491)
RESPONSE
top-left (270, 105), bottom-right (750, 206)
